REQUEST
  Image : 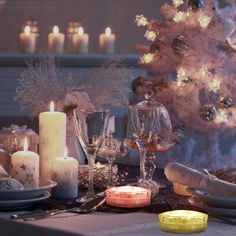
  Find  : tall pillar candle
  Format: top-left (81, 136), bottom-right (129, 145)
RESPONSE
top-left (72, 27), bottom-right (89, 54)
top-left (11, 137), bottom-right (39, 188)
top-left (39, 101), bottom-right (66, 179)
top-left (99, 27), bottom-right (115, 54)
top-left (52, 148), bottom-right (78, 199)
top-left (48, 25), bottom-right (65, 54)
top-left (19, 26), bottom-right (37, 53)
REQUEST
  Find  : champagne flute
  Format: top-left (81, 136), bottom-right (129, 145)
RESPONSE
top-left (74, 108), bottom-right (110, 202)
top-left (128, 104), bottom-right (159, 180)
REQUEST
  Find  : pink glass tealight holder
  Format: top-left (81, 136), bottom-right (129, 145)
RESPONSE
top-left (106, 186), bottom-right (151, 208)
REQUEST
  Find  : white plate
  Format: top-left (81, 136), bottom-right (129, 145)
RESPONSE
top-left (0, 179), bottom-right (56, 200)
top-left (0, 192), bottom-right (51, 210)
top-left (188, 188), bottom-right (236, 208)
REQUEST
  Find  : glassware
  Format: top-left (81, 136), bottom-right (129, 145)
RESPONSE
top-left (74, 108), bottom-right (110, 202)
top-left (128, 103), bottom-right (159, 180)
top-left (98, 137), bottom-right (130, 187)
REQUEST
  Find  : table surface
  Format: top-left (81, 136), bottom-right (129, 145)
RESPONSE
top-left (0, 210), bottom-right (236, 236)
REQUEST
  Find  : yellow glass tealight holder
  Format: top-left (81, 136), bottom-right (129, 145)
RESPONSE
top-left (159, 210), bottom-right (208, 234)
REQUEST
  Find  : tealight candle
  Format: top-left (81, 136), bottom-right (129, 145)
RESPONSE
top-left (159, 210), bottom-right (208, 234)
top-left (48, 25), bottom-right (65, 54)
top-left (99, 27), bottom-right (116, 54)
top-left (72, 27), bottom-right (89, 54)
top-left (39, 101), bottom-right (66, 180)
top-left (106, 186), bottom-right (151, 208)
top-left (11, 137), bottom-right (39, 188)
top-left (52, 148), bottom-right (78, 199)
top-left (19, 26), bottom-right (37, 53)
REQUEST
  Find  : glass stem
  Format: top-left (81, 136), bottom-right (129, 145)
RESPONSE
top-left (108, 161), bottom-right (113, 188)
top-left (88, 154), bottom-right (95, 195)
top-left (139, 146), bottom-right (147, 180)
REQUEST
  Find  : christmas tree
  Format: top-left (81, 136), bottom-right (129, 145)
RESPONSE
top-left (135, 0), bottom-right (236, 133)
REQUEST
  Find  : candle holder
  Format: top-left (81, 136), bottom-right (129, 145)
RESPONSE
top-left (159, 210), bottom-right (208, 233)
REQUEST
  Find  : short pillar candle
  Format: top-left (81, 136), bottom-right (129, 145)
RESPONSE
top-left (99, 27), bottom-right (116, 54)
top-left (72, 26), bottom-right (89, 54)
top-left (52, 148), bottom-right (78, 199)
top-left (19, 26), bottom-right (37, 53)
top-left (48, 25), bottom-right (65, 54)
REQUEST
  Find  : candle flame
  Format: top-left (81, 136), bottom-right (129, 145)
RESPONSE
top-left (64, 147), bottom-right (68, 157)
top-left (24, 26), bottom-right (31, 36)
top-left (23, 137), bottom-right (29, 151)
top-left (49, 101), bottom-right (55, 112)
top-left (105, 27), bottom-right (111, 36)
top-left (78, 26), bottom-right (84, 36)
top-left (53, 25), bottom-right (59, 36)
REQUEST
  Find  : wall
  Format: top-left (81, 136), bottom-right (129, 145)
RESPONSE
top-left (0, 0), bottom-right (168, 53)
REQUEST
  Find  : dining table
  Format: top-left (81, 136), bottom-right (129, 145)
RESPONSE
top-left (0, 167), bottom-right (235, 236)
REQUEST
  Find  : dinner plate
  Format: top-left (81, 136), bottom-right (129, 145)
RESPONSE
top-left (188, 188), bottom-right (236, 208)
top-left (0, 179), bottom-right (56, 200)
top-left (0, 192), bottom-right (51, 210)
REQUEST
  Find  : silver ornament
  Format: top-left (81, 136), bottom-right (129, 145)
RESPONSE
top-left (219, 96), bottom-right (234, 108)
top-left (171, 35), bottom-right (189, 55)
top-left (201, 104), bottom-right (217, 121)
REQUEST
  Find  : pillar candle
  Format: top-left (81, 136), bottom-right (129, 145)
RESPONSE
top-left (48, 25), bottom-right (65, 54)
top-left (19, 26), bottom-right (36, 53)
top-left (39, 101), bottom-right (66, 180)
top-left (11, 137), bottom-right (39, 188)
top-left (99, 27), bottom-right (116, 54)
top-left (52, 148), bottom-right (78, 199)
top-left (72, 27), bottom-right (89, 54)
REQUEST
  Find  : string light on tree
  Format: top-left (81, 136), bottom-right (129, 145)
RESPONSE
top-left (208, 77), bottom-right (221, 93)
top-left (140, 53), bottom-right (154, 64)
top-left (172, 0), bottom-right (184, 8)
top-left (144, 30), bottom-right (157, 42)
top-left (174, 12), bottom-right (187, 23)
top-left (215, 109), bottom-right (228, 124)
top-left (198, 15), bottom-right (211, 29)
top-left (135, 15), bottom-right (148, 27)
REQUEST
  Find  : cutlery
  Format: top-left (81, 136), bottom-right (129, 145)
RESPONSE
top-left (11, 195), bottom-right (106, 221)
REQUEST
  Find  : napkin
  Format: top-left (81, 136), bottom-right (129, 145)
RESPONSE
top-left (165, 162), bottom-right (236, 198)
top-left (0, 165), bottom-right (24, 191)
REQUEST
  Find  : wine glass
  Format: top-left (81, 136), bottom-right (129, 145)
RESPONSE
top-left (98, 137), bottom-right (130, 187)
top-left (74, 108), bottom-right (110, 202)
top-left (128, 104), bottom-right (159, 180)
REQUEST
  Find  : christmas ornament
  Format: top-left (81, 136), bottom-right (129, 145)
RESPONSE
top-left (188, 0), bottom-right (205, 10)
top-left (150, 40), bottom-right (160, 53)
top-left (171, 35), bottom-right (189, 55)
top-left (218, 96), bottom-right (234, 108)
top-left (201, 104), bottom-right (217, 121)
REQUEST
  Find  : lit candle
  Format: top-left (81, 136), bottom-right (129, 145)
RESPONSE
top-left (106, 186), bottom-right (151, 208)
top-left (52, 147), bottom-right (78, 199)
top-left (11, 137), bottom-right (39, 188)
top-left (99, 27), bottom-right (116, 54)
top-left (39, 101), bottom-right (66, 180)
top-left (19, 26), bottom-right (37, 53)
top-left (159, 210), bottom-right (208, 233)
top-left (72, 26), bottom-right (89, 54)
top-left (48, 25), bottom-right (65, 54)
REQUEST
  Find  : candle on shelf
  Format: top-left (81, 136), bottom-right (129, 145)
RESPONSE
top-left (72, 26), bottom-right (89, 54)
top-left (106, 186), bottom-right (151, 208)
top-left (39, 101), bottom-right (66, 180)
top-left (52, 147), bottom-right (78, 199)
top-left (48, 25), bottom-right (65, 54)
top-left (19, 25), bottom-right (37, 53)
top-left (159, 210), bottom-right (208, 233)
top-left (11, 137), bottom-right (39, 188)
top-left (99, 27), bottom-right (116, 54)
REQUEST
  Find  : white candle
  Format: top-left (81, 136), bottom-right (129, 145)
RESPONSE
top-left (99, 27), bottom-right (116, 54)
top-left (11, 137), bottom-right (39, 188)
top-left (39, 101), bottom-right (66, 180)
top-left (72, 27), bottom-right (89, 54)
top-left (48, 25), bottom-right (65, 54)
top-left (19, 26), bottom-right (36, 53)
top-left (52, 148), bottom-right (78, 199)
